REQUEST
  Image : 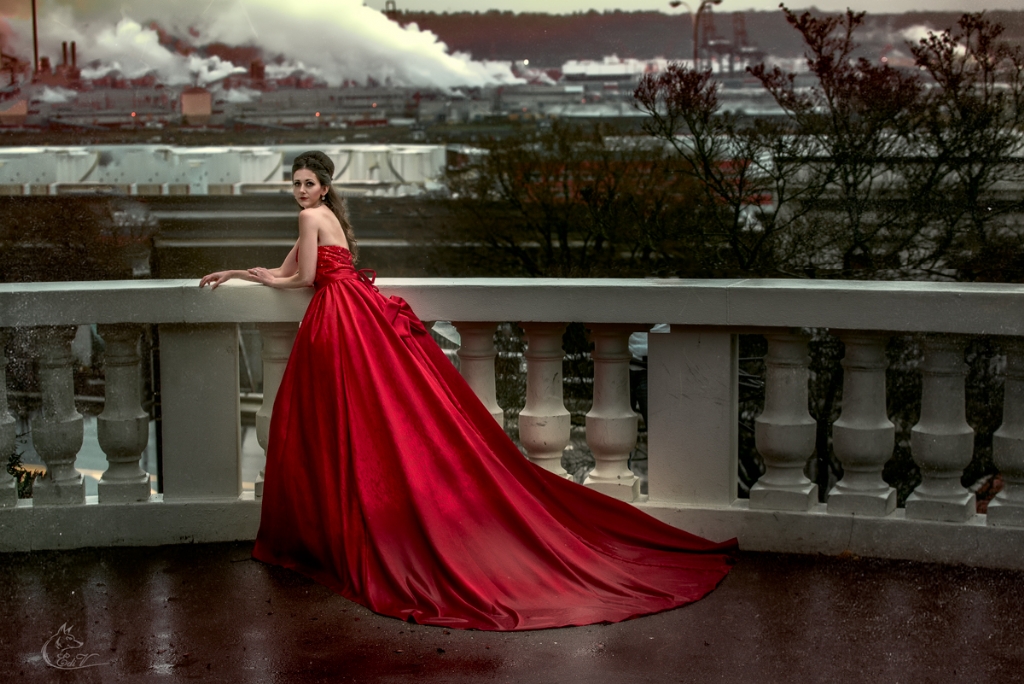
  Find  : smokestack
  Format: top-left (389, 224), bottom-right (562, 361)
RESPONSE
top-left (62, 42), bottom-right (68, 66)
top-left (71, 42), bottom-right (76, 69)
top-left (31, 0), bottom-right (39, 73)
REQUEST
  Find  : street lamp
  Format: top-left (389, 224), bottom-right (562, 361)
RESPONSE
top-left (668, 1), bottom-right (694, 67)
top-left (31, 0), bottom-right (39, 74)
top-left (669, 0), bottom-right (722, 71)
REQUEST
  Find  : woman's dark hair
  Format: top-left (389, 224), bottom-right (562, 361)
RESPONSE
top-left (292, 151), bottom-right (358, 262)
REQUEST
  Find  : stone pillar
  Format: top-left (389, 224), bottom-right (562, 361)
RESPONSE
top-left (583, 326), bottom-right (639, 501)
top-left (453, 322), bottom-right (503, 424)
top-left (0, 330), bottom-right (17, 507)
top-left (828, 333), bottom-right (897, 516)
top-left (988, 339), bottom-right (1024, 526)
top-left (647, 328), bottom-right (737, 506)
top-left (519, 322), bottom-right (571, 478)
top-left (159, 324), bottom-right (241, 501)
top-left (906, 335), bottom-right (976, 522)
top-left (96, 325), bottom-right (151, 503)
top-left (750, 332), bottom-right (818, 511)
top-left (31, 326), bottom-right (85, 506)
top-left (255, 323), bottom-right (297, 498)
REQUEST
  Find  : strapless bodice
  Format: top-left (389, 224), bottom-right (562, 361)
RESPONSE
top-left (314, 244), bottom-right (358, 288)
top-left (312, 244), bottom-right (426, 339)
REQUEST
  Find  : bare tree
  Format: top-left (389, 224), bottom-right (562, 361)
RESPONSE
top-left (748, 8), bottom-right (927, 276)
top-left (637, 8), bottom-right (1024, 283)
top-left (634, 66), bottom-right (824, 276)
top-left (443, 120), bottom-right (705, 277)
top-left (910, 13), bottom-right (1024, 282)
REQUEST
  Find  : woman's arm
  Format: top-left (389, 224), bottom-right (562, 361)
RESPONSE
top-left (199, 269), bottom-right (260, 289)
top-left (248, 213), bottom-right (317, 289)
top-left (264, 242), bottom-right (300, 278)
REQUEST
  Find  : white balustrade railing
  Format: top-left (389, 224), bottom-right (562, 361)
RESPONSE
top-left (991, 340), bottom-right (1024, 526)
top-left (254, 323), bottom-right (299, 498)
top-left (906, 335), bottom-right (978, 522)
top-left (519, 322), bottom-right (572, 478)
top-left (95, 324), bottom-right (151, 504)
top-left (31, 326), bottom-right (86, 506)
top-left (3, 278), bottom-right (1024, 570)
top-left (749, 332), bottom-right (818, 511)
top-left (583, 326), bottom-right (640, 501)
top-left (828, 333), bottom-right (897, 516)
top-left (452, 322), bottom-right (503, 424)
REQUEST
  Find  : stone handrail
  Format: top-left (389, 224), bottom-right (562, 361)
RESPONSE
top-left (4, 277), bottom-right (1024, 332)
top-left (1, 277), bottom-right (1023, 570)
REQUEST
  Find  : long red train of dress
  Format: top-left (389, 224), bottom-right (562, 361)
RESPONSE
top-left (252, 245), bottom-right (736, 631)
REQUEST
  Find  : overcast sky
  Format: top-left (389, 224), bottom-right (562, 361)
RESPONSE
top-left (363, 0), bottom-right (1022, 13)
top-left (1, 0), bottom-right (1018, 20)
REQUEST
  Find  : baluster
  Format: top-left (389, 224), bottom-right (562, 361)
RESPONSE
top-left (750, 332), bottom-right (818, 511)
top-left (452, 322), bottom-right (503, 424)
top-left (255, 323), bottom-right (298, 498)
top-left (583, 326), bottom-right (639, 501)
top-left (519, 322), bottom-right (571, 478)
top-left (988, 339), bottom-right (1024, 526)
top-left (96, 325), bottom-right (151, 503)
top-left (1, 330), bottom-right (17, 507)
top-left (828, 333), bottom-right (897, 516)
top-left (31, 326), bottom-right (85, 505)
top-left (906, 335), bottom-right (976, 522)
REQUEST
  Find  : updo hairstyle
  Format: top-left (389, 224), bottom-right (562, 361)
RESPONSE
top-left (292, 150), bottom-right (358, 262)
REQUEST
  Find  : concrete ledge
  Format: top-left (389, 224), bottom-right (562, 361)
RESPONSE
top-left (5, 277), bottom-right (1024, 334)
top-left (637, 500), bottom-right (1024, 572)
top-left (4, 493), bottom-right (1023, 573)
top-left (0, 495), bottom-right (261, 552)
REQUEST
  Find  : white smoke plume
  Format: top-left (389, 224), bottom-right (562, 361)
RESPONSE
top-left (74, 17), bottom-right (245, 85)
top-left (34, 85), bottom-right (77, 102)
top-left (76, 19), bottom-right (187, 82)
top-left (900, 23), bottom-right (969, 58)
top-left (216, 86), bottom-right (260, 103)
top-left (901, 24), bottom-right (936, 43)
top-left (3, 0), bottom-right (521, 88)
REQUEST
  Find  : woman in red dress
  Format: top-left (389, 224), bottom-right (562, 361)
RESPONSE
top-left (201, 150), bottom-right (736, 631)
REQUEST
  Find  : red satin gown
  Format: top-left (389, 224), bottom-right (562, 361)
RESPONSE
top-left (253, 245), bottom-right (736, 631)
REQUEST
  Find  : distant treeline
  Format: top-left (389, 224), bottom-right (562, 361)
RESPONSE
top-left (395, 9), bottom-right (1024, 66)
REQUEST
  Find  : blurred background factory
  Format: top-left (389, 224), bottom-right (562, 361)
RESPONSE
top-left (2, 1), bottom-right (993, 135)
top-left (2, 2), bottom-right (1020, 283)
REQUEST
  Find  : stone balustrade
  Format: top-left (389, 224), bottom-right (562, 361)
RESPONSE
top-left (828, 333), bottom-right (897, 516)
top-left (95, 325), bottom-right (151, 504)
top-left (30, 326), bottom-right (86, 506)
top-left (2, 278), bottom-right (1024, 570)
top-left (519, 322), bottom-right (573, 478)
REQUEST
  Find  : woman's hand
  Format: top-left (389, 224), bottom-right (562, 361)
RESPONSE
top-left (200, 270), bottom-right (236, 289)
top-left (247, 267), bottom-right (276, 287)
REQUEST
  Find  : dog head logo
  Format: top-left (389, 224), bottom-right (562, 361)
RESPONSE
top-left (41, 623), bottom-right (105, 670)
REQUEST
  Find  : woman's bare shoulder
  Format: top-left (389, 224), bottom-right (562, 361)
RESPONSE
top-left (299, 206), bottom-right (340, 224)
top-left (300, 206), bottom-right (346, 246)
top-left (298, 207), bottom-right (322, 224)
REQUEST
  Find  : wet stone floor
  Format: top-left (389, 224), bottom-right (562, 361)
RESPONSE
top-left (1, 542), bottom-right (1023, 683)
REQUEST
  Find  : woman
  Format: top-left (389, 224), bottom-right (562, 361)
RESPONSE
top-left (201, 150), bottom-right (736, 631)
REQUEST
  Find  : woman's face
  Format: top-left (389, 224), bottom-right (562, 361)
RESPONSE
top-left (293, 168), bottom-right (326, 209)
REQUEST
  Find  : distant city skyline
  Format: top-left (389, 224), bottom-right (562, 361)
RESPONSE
top-left (364, 0), bottom-right (1021, 14)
